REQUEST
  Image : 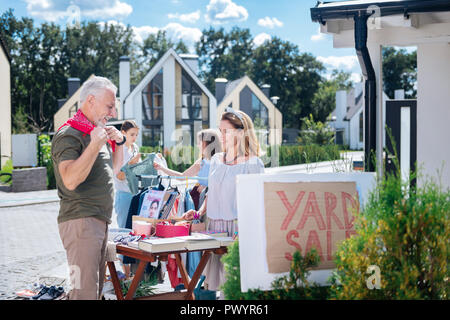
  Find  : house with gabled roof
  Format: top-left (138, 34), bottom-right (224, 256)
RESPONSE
top-left (214, 75), bottom-right (283, 146)
top-left (120, 48), bottom-right (217, 148)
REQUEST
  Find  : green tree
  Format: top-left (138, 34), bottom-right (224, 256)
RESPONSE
top-left (62, 21), bottom-right (135, 91)
top-left (311, 69), bottom-right (355, 122)
top-left (1, 9), bottom-right (66, 132)
top-left (382, 46), bottom-right (417, 99)
top-left (196, 26), bottom-right (253, 93)
top-left (250, 37), bottom-right (324, 129)
top-left (0, 9), bottom-right (135, 132)
top-left (132, 30), bottom-right (188, 85)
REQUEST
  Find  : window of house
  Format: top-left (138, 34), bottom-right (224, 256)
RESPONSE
top-left (175, 69), bottom-right (210, 146)
top-left (141, 69), bottom-right (163, 147)
top-left (251, 93), bottom-right (269, 128)
top-left (251, 93), bottom-right (269, 145)
top-left (68, 103), bottom-right (78, 118)
top-left (142, 68), bottom-right (163, 121)
top-left (142, 125), bottom-right (163, 148)
top-left (179, 69), bottom-right (209, 122)
top-left (359, 111), bottom-right (363, 143)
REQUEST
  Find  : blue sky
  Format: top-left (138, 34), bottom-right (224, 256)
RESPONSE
top-left (0, 0), bottom-right (362, 81)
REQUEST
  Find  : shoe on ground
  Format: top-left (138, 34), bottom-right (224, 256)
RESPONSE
top-left (38, 286), bottom-right (64, 300)
top-left (31, 285), bottom-right (49, 300)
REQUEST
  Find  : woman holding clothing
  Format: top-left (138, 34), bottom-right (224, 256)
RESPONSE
top-left (183, 108), bottom-right (265, 293)
top-left (113, 120), bottom-right (141, 228)
top-left (153, 129), bottom-right (222, 192)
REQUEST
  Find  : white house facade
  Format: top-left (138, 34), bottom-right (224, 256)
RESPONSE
top-left (330, 83), bottom-right (390, 151)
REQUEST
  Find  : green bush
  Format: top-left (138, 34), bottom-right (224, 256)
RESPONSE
top-left (298, 114), bottom-right (335, 146)
top-left (221, 241), bottom-right (330, 300)
top-left (276, 144), bottom-right (341, 167)
top-left (38, 134), bottom-right (56, 189)
top-left (0, 159), bottom-right (13, 185)
top-left (330, 171), bottom-right (450, 299)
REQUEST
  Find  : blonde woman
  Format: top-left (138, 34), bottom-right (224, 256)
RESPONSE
top-left (183, 107), bottom-right (265, 294)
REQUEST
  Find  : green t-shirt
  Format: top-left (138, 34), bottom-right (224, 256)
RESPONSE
top-left (51, 125), bottom-right (114, 224)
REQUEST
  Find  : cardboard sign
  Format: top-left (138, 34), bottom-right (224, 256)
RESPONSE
top-left (264, 181), bottom-right (359, 273)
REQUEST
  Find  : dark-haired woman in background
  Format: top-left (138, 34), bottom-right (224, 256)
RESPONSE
top-left (113, 120), bottom-right (141, 228)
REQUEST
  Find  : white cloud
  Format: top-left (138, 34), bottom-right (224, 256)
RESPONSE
top-left (98, 20), bottom-right (201, 50)
top-left (317, 55), bottom-right (359, 71)
top-left (98, 20), bottom-right (158, 44)
top-left (163, 23), bottom-right (203, 47)
top-left (311, 26), bottom-right (327, 41)
top-left (132, 25), bottom-right (160, 44)
top-left (168, 10), bottom-right (201, 24)
top-left (205, 0), bottom-right (248, 24)
top-left (253, 33), bottom-right (271, 47)
top-left (25, 0), bottom-right (133, 22)
top-left (257, 17), bottom-right (283, 29)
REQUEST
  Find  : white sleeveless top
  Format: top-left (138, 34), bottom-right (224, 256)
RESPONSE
top-left (206, 152), bottom-right (265, 221)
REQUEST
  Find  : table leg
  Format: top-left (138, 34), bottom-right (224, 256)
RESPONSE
top-left (107, 261), bottom-right (124, 300)
top-left (175, 253), bottom-right (192, 299)
top-left (186, 251), bottom-right (212, 299)
top-left (125, 260), bottom-right (148, 300)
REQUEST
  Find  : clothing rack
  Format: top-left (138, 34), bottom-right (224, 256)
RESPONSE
top-left (136, 174), bottom-right (207, 192)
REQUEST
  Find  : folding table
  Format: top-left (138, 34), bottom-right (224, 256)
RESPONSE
top-left (107, 244), bottom-right (228, 300)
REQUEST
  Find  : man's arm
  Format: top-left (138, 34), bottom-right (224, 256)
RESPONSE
top-left (58, 127), bottom-right (107, 191)
top-left (105, 126), bottom-right (124, 176)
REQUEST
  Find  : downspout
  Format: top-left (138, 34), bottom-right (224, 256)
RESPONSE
top-left (354, 12), bottom-right (377, 172)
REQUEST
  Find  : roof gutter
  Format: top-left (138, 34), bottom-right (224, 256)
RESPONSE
top-left (354, 12), bottom-right (377, 171)
top-left (311, 0), bottom-right (450, 23)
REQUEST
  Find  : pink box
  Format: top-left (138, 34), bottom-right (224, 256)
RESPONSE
top-left (155, 223), bottom-right (189, 238)
top-left (132, 220), bottom-right (152, 236)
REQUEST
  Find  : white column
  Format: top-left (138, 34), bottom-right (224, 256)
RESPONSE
top-left (400, 107), bottom-right (411, 185)
top-left (417, 43), bottom-right (450, 189)
top-left (163, 55), bottom-right (176, 149)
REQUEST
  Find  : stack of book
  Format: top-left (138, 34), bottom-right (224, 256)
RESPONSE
top-left (137, 233), bottom-right (235, 253)
top-left (138, 237), bottom-right (186, 253)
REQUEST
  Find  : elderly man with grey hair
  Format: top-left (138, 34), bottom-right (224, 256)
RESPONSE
top-left (51, 76), bottom-right (125, 300)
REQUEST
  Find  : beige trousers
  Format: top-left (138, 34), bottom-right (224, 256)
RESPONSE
top-left (58, 216), bottom-right (108, 300)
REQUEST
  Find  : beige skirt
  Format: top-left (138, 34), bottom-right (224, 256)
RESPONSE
top-left (202, 218), bottom-right (238, 291)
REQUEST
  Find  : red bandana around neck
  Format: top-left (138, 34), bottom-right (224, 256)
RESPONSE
top-left (58, 109), bottom-right (116, 152)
